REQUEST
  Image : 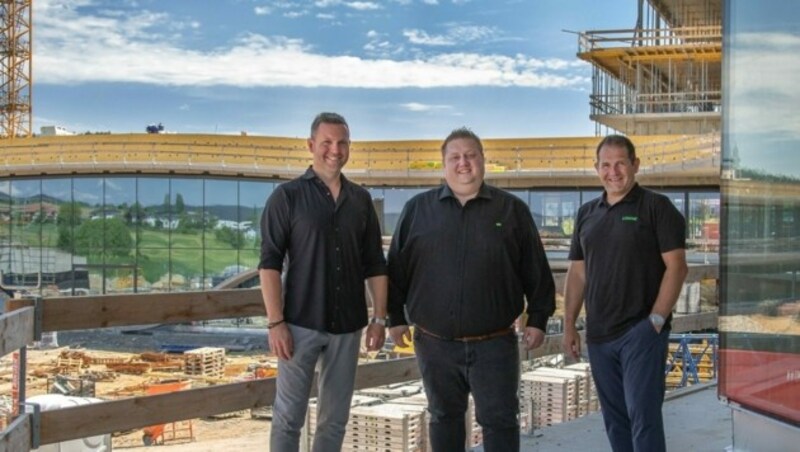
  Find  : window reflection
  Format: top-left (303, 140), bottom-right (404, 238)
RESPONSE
top-left (530, 191), bottom-right (579, 239)
top-left (383, 188), bottom-right (425, 235)
top-left (720, 0), bottom-right (800, 426)
top-left (171, 178), bottom-right (203, 249)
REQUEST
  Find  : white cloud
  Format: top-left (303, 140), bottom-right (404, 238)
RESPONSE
top-left (284, 10), bottom-right (309, 18)
top-left (404, 23), bottom-right (500, 47)
top-left (34, 0), bottom-right (588, 90)
top-left (422, 0), bottom-right (439, 5)
top-left (316, 13), bottom-right (336, 20)
top-left (400, 102), bottom-right (453, 112)
top-left (345, 2), bottom-right (381, 10)
top-left (728, 32), bottom-right (800, 140)
top-left (403, 29), bottom-right (454, 46)
top-left (254, 6), bottom-right (272, 15)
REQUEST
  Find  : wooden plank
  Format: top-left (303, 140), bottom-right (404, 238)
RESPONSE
top-left (555, 264), bottom-right (718, 301)
top-left (39, 378), bottom-right (274, 445)
top-left (4, 288), bottom-right (265, 332)
top-left (0, 307), bottom-right (35, 357)
top-left (672, 311), bottom-right (718, 332)
top-left (36, 357), bottom-right (420, 445)
top-left (686, 264), bottom-right (718, 282)
top-left (0, 413), bottom-right (32, 452)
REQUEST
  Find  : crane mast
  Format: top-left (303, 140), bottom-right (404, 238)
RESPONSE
top-left (1, 0), bottom-right (33, 139)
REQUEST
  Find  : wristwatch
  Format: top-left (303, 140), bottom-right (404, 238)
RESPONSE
top-left (370, 316), bottom-right (387, 326)
top-left (649, 313), bottom-right (665, 329)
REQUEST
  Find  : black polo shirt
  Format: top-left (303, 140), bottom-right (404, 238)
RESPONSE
top-left (387, 184), bottom-right (555, 338)
top-left (568, 184), bottom-right (685, 343)
top-left (258, 167), bottom-right (387, 334)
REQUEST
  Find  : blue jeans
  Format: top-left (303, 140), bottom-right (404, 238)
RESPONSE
top-left (587, 318), bottom-right (670, 452)
top-left (414, 328), bottom-right (520, 452)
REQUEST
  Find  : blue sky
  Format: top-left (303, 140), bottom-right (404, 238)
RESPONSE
top-left (33, 0), bottom-right (635, 140)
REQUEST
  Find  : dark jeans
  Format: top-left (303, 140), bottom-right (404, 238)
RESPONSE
top-left (587, 318), bottom-right (670, 452)
top-left (413, 328), bottom-right (520, 452)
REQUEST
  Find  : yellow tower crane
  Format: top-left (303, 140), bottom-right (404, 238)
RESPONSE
top-left (1, 0), bottom-right (33, 139)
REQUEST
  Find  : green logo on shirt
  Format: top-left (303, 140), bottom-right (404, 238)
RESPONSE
top-left (621, 215), bottom-right (638, 222)
top-left (495, 222), bottom-right (503, 227)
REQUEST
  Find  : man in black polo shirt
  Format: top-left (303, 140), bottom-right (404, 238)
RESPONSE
top-left (563, 135), bottom-right (688, 452)
top-left (259, 112), bottom-right (388, 452)
top-left (387, 127), bottom-right (555, 452)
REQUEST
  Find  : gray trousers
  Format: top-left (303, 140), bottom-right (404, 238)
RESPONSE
top-left (270, 323), bottom-right (362, 452)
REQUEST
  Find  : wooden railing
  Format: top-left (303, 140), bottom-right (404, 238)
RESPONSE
top-left (578, 26), bottom-right (722, 53)
top-left (0, 263), bottom-right (718, 450)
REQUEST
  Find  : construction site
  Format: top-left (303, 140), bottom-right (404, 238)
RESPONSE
top-left (1, 0), bottom-right (799, 451)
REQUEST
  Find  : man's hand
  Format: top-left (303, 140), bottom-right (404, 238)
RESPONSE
top-left (523, 327), bottom-right (546, 350)
top-left (562, 325), bottom-right (581, 359)
top-left (365, 323), bottom-right (386, 351)
top-left (389, 325), bottom-right (412, 348)
top-left (268, 323), bottom-right (293, 361)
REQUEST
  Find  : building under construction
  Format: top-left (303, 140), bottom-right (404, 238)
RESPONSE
top-left (0, 0), bottom-right (798, 451)
top-left (579, 0), bottom-right (721, 135)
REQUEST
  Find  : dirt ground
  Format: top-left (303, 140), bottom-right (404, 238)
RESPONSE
top-left (0, 346), bottom-right (278, 450)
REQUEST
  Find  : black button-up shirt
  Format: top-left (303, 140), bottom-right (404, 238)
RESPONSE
top-left (569, 183), bottom-right (685, 343)
top-left (259, 167), bottom-right (387, 334)
top-left (387, 184), bottom-right (555, 338)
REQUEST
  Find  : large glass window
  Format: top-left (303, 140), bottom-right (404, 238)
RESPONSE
top-left (688, 192), bottom-right (720, 248)
top-left (530, 191), bottom-right (579, 239)
top-left (720, 0), bottom-right (800, 425)
top-left (383, 188), bottom-right (425, 235)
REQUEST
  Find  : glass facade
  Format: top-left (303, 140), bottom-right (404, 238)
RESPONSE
top-left (0, 175), bottom-right (720, 297)
top-left (719, 0), bottom-right (800, 425)
top-left (0, 176), bottom-right (275, 295)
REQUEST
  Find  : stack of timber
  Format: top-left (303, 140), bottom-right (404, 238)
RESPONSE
top-left (183, 347), bottom-right (226, 378)
top-left (520, 369), bottom-right (579, 428)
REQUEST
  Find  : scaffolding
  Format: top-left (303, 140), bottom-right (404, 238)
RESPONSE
top-left (578, 0), bottom-right (722, 135)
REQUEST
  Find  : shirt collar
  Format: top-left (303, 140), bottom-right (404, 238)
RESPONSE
top-left (302, 166), bottom-right (350, 188)
top-left (438, 182), bottom-right (492, 202)
top-left (600, 182), bottom-right (642, 207)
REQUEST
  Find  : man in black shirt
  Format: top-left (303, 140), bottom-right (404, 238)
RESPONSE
top-left (259, 112), bottom-right (388, 452)
top-left (563, 135), bottom-right (687, 452)
top-left (387, 127), bottom-right (555, 452)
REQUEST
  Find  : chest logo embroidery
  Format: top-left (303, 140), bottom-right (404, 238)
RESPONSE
top-left (495, 222), bottom-right (503, 227)
top-left (621, 215), bottom-right (638, 222)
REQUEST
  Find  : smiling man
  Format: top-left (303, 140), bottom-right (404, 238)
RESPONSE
top-left (387, 127), bottom-right (555, 451)
top-left (562, 134), bottom-right (688, 452)
top-left (259, 112), bottom-right (388, 452)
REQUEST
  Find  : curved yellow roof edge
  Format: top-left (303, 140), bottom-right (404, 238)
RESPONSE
top-left (0, 132), bottom-right (719, 185)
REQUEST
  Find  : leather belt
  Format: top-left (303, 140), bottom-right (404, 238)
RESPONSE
top-left (416, 325), bottom-right (514, 343)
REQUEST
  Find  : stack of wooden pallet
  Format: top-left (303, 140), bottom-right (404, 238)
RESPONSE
top-left (183, 347), bottom-right (225, 378)
top-left (306, 402), bottom-right (427, 451)
top-left (392, 392), bottom-right (482, 450)
top-left (563, 362), bottom-right (599, 413)
top-left (535, 366), bottom-right (598, 417)
top-left (519, 369), bottom-right (579, 428)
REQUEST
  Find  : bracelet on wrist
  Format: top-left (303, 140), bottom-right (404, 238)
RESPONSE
top-left (267, 319), bottom-right (285, 329)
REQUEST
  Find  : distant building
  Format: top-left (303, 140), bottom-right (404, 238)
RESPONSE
top-left (40, 126), bottom-right (76, 136)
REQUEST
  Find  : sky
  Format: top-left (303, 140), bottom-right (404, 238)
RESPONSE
top-left (33, 0), bottom-right (636, 140)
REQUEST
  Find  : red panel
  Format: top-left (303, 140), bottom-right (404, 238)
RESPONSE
top-left (719, 349), bottom-right (800, 424)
